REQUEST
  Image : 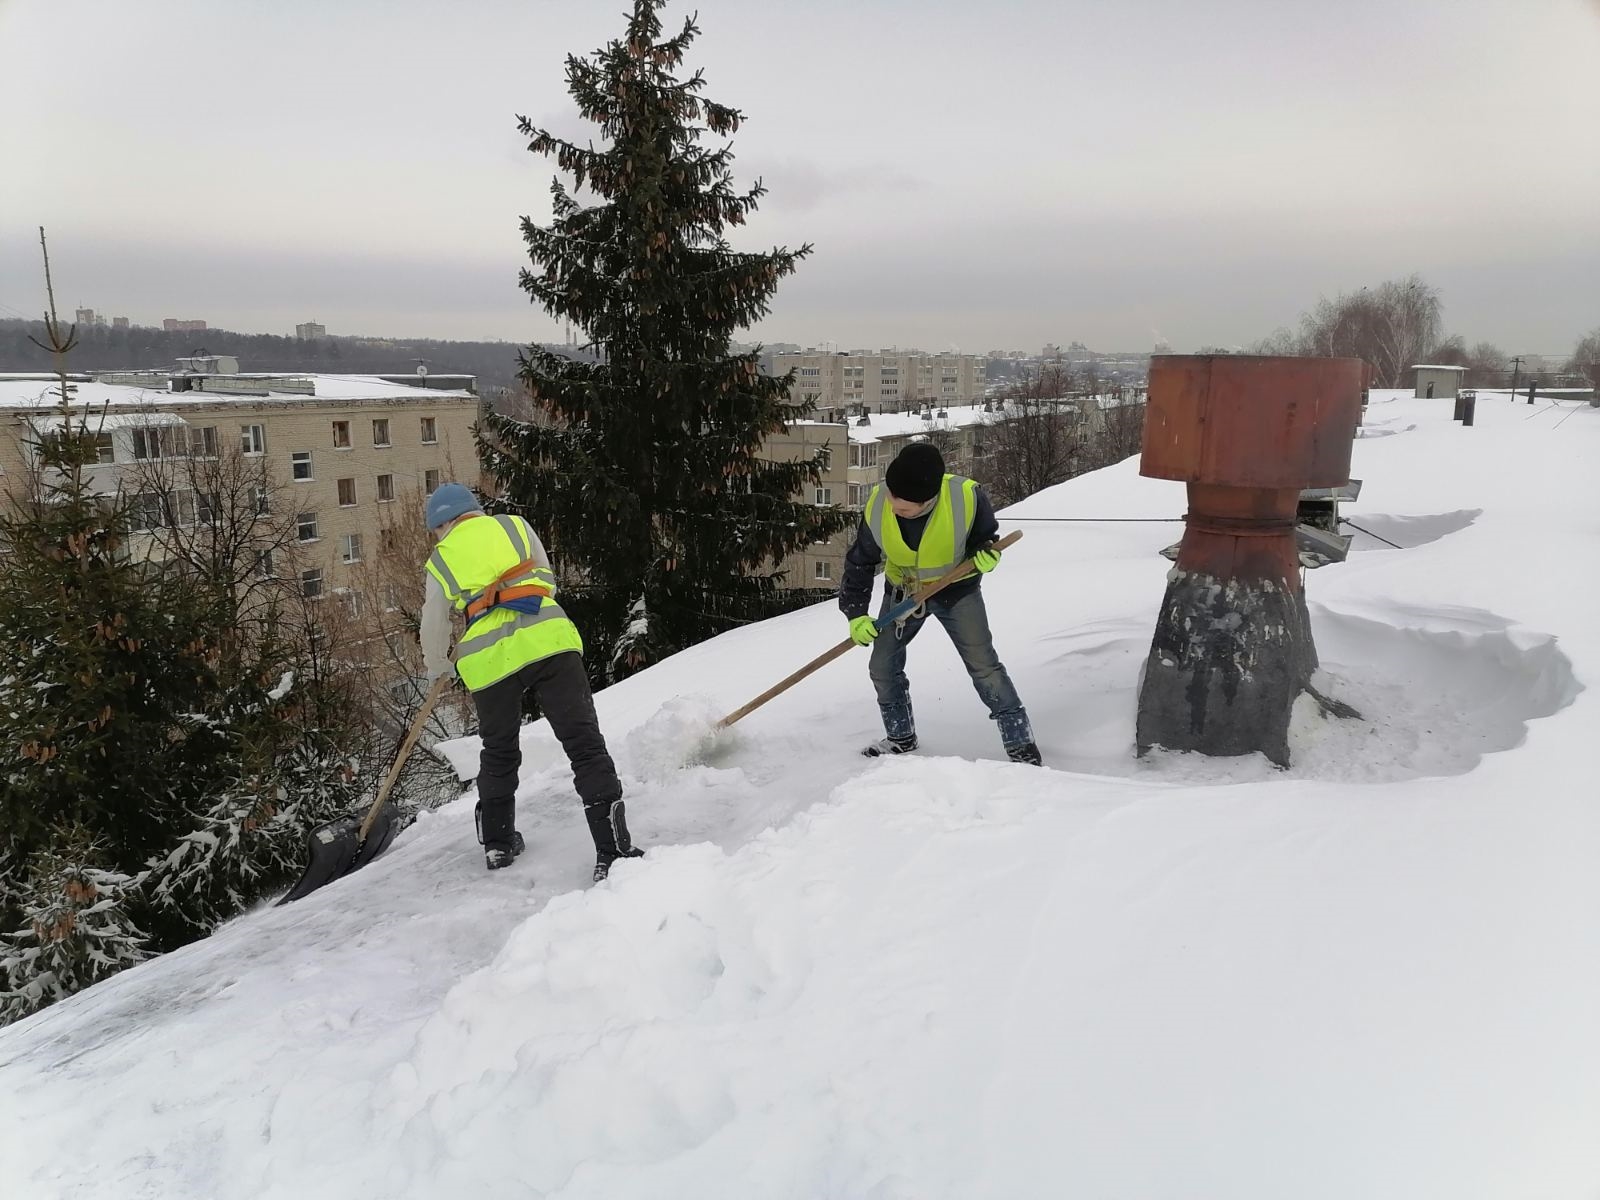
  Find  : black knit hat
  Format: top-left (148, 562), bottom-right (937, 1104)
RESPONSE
top-left (884, 441), bottom-right (945, 503)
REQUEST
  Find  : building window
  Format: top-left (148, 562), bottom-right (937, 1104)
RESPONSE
top-left (380, 526), bottom-right (398, 553)
top-left (337, 477), bottom-right (357, 507)
top-left (187, 490), bottom-right (218, 526)
top-left (814, 486), bottom-right (832, 505)
top-left (255, 551), bottom-right (275, 579)
top-left (881, 388), bottom-right (898, 397)
top-left (881, 368), bottom-right (898, 377)
top-left (847, 482), bottom-right (866, 506)
top-left (372, 418), bottom-right (391, 447)
top-left (342, 589), bottom-right (364, 618)
top-left (332, 420), bottom-right (351, 449)
top-left (240, 424), bottom-right (266, 456)
top-left (377, 473), bottom-right (395, 502)
top-left (189, 426), bottom-right (218, 458)
top-left (799, 367), bottom-right (821, 376)
top-left (382, 582), bottom-right (402, 611)
top-left (849, 443), bottom-right (879, 469)
top-left (424, 468), bottom-right (440, 492)
top-left (92, 431), bottom-right (115, 463)
top-left (420, 417), bottom-right (437, 444)
top-left (254, 486), bottom-right (270, 516)
top-left (128, 492), bottom-right (165, 531)
top-left (341, 532), bottom-right (363, 564)
top-left (291, 451), bottom-right (313, 481)
top-left (301, 569), bottom-right (323, 599)
top-left (132, 426), bottom-right (180, 460)
top-left (813, 559), bottom-right (833, 581)
top-left (297, 512), bottom-right (318, 542)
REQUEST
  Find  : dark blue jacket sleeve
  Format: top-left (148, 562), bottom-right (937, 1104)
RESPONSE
top-left (838, 520), bottom-right (882, 619)
top-left (963, 487), bottom-right (1000, 558)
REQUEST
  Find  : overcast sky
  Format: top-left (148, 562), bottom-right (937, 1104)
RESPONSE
top-left (2, 0), bottom-right (1597, 355)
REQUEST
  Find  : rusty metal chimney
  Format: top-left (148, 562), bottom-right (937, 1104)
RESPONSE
top-left (1135, 355), bottom-right (1363, 767)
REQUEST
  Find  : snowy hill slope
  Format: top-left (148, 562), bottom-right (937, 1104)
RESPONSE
top-left (1, 391), bottom-right (1596, 1199)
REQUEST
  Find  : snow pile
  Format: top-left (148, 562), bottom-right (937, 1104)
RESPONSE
top-left (620, 692), bottom-right (730, 778)
top-left (1, 390), bottom-right (1597, 1199)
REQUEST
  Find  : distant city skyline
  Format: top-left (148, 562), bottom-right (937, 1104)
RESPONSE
top-left (3, 0), bottom-right (1597, 356)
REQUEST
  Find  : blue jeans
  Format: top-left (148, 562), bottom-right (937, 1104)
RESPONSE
top-left (868, 583), bottom-right (1033, 749)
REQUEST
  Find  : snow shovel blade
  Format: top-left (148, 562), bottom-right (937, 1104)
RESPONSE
top-left (351, 802), bottom-right (401, 871)
top-left (278, 814), bottom-right (364, 904)
top-left (278, 675), bottom-right (450, 905)
top-left (278, 803), bottom-right (403, 904)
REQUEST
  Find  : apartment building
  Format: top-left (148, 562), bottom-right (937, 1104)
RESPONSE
top-left (841, 397), bottom-right (1112, 505)
top-left (762, 418), bottom-right (849, 589)
top-left (773, 351), bottom-right (988, 417)
top-left (0, 364), bottom-right (479, 610)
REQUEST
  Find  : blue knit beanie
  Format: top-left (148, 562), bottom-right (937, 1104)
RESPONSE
top-left (425, 482), bottom-right (481, 530)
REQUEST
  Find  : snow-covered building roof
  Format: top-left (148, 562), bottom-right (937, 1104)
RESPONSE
top-left (3, 388), bottom-right (1596, 1195)
top-left (1410, 364), bottom-right (1468, 372)
top-left (0, 372), bottom-right (476, 413)
top-left (845, 402), bottom-right (999, 444)
top-left (842, 395), bottom-right (1136, 443)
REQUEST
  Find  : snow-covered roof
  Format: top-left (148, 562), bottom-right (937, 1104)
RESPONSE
top-left (842, 396), bottom-right (1136, 443)
top-left (0, 373), bottom-right (476, 413)
top-left (846, 402), bottom-right (999, 444)
top-left (3, 388), bottom-right (1598, 1194)
top-left (1411, 364), bottom-right (1468, 372)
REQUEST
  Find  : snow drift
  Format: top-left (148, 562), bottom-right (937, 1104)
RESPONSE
top-left (2, 391), bottom-right (1596, 1199)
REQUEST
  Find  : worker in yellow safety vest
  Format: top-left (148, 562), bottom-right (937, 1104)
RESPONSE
top-left (420, 483), bottom-right (643, 880)
top-left (838, 442), bottom-right (1041, 765)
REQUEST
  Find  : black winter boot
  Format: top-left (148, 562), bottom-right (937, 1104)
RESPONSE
top-left (862, 734), bottom-right (918, 758)
top-left (1005, 742), bottom-right (1043, 766)
top-left (478, 799), bottom-right (525, 868)
top-left (586, 798), bottom-right (645, 882)
top-left (486, 831), bottom-right (527, 871)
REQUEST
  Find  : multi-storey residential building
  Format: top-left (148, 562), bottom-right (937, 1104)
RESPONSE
top-left (841, 398), bottom-right (1111, 506)
top-left (761, 418), bottom-right (849, 589)
top-left (0, 363), bottom-right (479, 612)
top-left (773, 350), bottom-right (988, 418)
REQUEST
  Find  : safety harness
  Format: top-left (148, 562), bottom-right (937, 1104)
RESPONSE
top-left (460, 555), bottom-right (552, 621)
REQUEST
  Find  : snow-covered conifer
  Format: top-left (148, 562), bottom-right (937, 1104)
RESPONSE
top-left (480, 0), bottom-right (853, 681)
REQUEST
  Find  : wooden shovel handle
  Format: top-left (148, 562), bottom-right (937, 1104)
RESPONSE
top-left (716, 529), bottom-right (1022, 730)
top-left (357, 674), bottom-right (452, 844)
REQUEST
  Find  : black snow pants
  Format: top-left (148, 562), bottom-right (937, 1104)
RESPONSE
top-left (472, 650), bottom-right (625, 856)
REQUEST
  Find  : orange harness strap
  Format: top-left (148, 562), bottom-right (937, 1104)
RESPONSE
top-left (462, 557), bottom-right (553, 621)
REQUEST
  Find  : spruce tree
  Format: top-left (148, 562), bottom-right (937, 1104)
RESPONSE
top-left (0, 385), bottom-right (229, 911)
top-left (0, 830), bottom-right (149, 1024)
top-left (480, 0), bottom-right (852, 680)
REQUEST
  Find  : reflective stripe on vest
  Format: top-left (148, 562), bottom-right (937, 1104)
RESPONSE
top-left (425, 513), bottom-right (583, 691)
top-left (863, 474), bottom-right (979, 588)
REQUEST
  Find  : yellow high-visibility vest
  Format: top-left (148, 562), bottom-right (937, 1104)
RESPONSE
top-left (425, 513), bottom-right (584, 691)
top-left (862, 474), bottom-right (979, 588)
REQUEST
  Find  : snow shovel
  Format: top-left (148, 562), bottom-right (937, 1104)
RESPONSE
top-left (279, 674), bottom-right (451, 903)
top-left (714, 529), bottom-right (1023, 731)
